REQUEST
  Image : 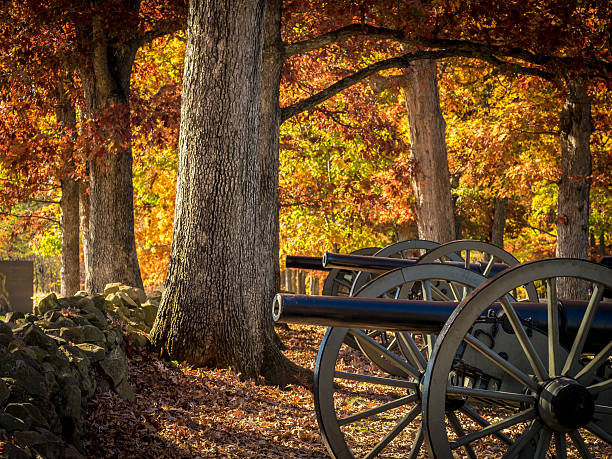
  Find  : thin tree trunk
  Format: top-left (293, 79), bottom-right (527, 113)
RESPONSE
top-left (60, 179), bottom-right (80, 296)
top-left (79, 15), bottom-right (143, 292)
top-left (56, 83), bottom-right (80, 296)
top-left (402, 60), bottom-right (455, 244)
top-left (151, 0), bottom-right (274, 380)
top-left (491, 197), bottom-right (508, 248)
top-left (556, 82), bottom-right (591, 299)
top-left (79, 180), bottom-right (91, 290)
top-left (88, 144), bottom-right (142, 292)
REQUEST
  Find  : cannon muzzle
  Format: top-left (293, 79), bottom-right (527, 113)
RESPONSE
top-left (285, 255), bottom-right (331, 271)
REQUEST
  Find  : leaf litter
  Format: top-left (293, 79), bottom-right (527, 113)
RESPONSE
top-left (83, 325), bottom-right (328, 458)
top-left (83, 324), bottom-right (611, 458)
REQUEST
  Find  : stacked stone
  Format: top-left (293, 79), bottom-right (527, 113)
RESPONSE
top-left (0, 291), bottom-right (135, 458)
top-left (102, 283), bottom-right (161, 340)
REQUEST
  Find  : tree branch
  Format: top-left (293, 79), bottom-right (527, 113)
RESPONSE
top-left (410, 38), bottom-right (612, 76)
top-left (282, 22), bottom-right (610, 78)
top-left (0, 212), bottom-right (59, 225)
top-left (283, 23), bottom-right (404, 58)
top-left (281, 48), bottom-right (549, 122)
top-left (525, 223), bottom-right (557, 238)
top-left (136, 20), bottom-right (184, 48)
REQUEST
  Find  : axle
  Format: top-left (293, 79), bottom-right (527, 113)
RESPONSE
top-left (273, 294), bottom-right (612, 351)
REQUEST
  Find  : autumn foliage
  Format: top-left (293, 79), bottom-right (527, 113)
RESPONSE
top-left (0, 1), bottom-right (610, 290)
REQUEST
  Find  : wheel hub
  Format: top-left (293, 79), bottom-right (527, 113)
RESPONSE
top-left (538, 377), bottom-right (594, 432)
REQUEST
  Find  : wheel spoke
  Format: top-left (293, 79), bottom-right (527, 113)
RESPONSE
top-left (350, 329), bottom-right (420, 379)
top-left (397, 332), bottom-right (427, 372)
top-left (363, 403), bottom-right (421, 459)
top-left (533, 428), bottom-right (551, 459)
top-left (447, 385), bottom-right (536, 404)
top-left (336, 277), bottom-right (353, 289)
top-left (563, 285), bottom-right (604, 376)
top-left (448, 411), bottom-right (477, 459)
top-left (407, 424), bottom-right (424, 459)
top-left (586, 421), bottom-right (612, 445)
top-left (449, 282), bottom-right (462, 301)
top-left (500, 296), bottom-right (548, 381)
top-left (461, 404), bottom-right (513, 445)
top-left (483, 255), bottom-right (496, 277)
top-left (575, 339), bottom-right (612, 383)
top-left (547, 278), bottom-right (561, 377)
top-left (554, 432), bottom-right (567, 459)
top-left (426, 333), bottom-right (436, 360)
top-left (501, 420), bottom-right (542, 458)
top-left (334, 371), bottom-right (417, 390)
top-left (450, 408), bottom-right (536, 449)
top-left (338, 394), bottom-right (417, 426)
top-left (569, 431), bottom-right (594, 459)
top-left (588, 378), bottom-right (612, 395)
top-left (431, 283), bottom-right (451, 301)
top-left (422, 280), bottom-right (432, 301)
top-left (464, 333), bottom-right (539, 392)
top-left (594, 404), bottom-right (612, 415)
top-left (386, 336), bottom-right (398, 351)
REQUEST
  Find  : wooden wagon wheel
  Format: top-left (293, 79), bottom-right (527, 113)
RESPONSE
top-left (423, 259), bottom-right (612, 458)
top-left (314, 264), bottom-right (490, 459)
top-left (417, 239), bottom-right (539, 301)
top-left (349, 239), bottom-right (449, 296)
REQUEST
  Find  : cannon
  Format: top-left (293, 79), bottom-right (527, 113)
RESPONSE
top-left (274, 259), bottom-right (612, 458)
top-left (286, 239), bottom-right (536, 297)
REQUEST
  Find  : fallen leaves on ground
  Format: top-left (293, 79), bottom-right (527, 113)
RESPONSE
top-left (83, 325), bottom-right (329, 458)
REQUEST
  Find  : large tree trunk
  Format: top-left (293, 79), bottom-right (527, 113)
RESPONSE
top-left (151, 0), bottom-right (271, 379)
top-left (402, 61), bottom-right (455, 244)
top-left (258, 0), bottom-right (311, 385)
top-left (56, 84), bottom-right (80, 296)
top-left (80, 15), bottom-right (143, 292)
top-left (556, 82), bottom-right (591, 299)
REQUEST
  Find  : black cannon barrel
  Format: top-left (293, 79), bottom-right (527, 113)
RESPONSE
top-left (273, 294), bottom-right (612, 351)
top-left (273, 294), bottom-right (450, 333)
top-left (322, 252), bottom-right (510, 277)
top-left (285, 255), bottom-right (331, 271)
top-left (322, 252), bottom-right (416, 273)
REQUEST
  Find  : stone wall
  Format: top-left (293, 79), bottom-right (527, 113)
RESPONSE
top-left (0, 285), bottom-right (160, 458)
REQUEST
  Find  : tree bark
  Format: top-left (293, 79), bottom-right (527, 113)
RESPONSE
top-left (79, 13), bottom-right (143, 292)
top-left (491, 197), bottom-right (508, 248)
top-left (79, 180), bottom-right (91, 289)
top-left (151, 0), bottom-right (285, 381)
top-left (556, 82), bottom-right (591, 299)
top-left (402, 60), bottom-right (456, 244)
top-left (56, 83), bottom-right (80, 296)
top-left (256, 0), bottom-right (310, 385)
top-left (60, 178), bottom-right (80, 296)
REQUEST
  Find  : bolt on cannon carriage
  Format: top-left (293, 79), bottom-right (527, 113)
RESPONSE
top-left (277, 239), bottom-right (612, 458)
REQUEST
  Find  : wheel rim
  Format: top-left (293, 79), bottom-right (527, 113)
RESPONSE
top-left (314, 264), bottom-right (487, 458)
top-left (417, 239), bottom-right (539, 301)
top-left (350, 239), bottom-right (446, 296)
top-left (423, 258), bottom-right (612, 458)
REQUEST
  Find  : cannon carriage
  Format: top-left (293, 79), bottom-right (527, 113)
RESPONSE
top-left (278, 240), bottom-right (612, 458)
